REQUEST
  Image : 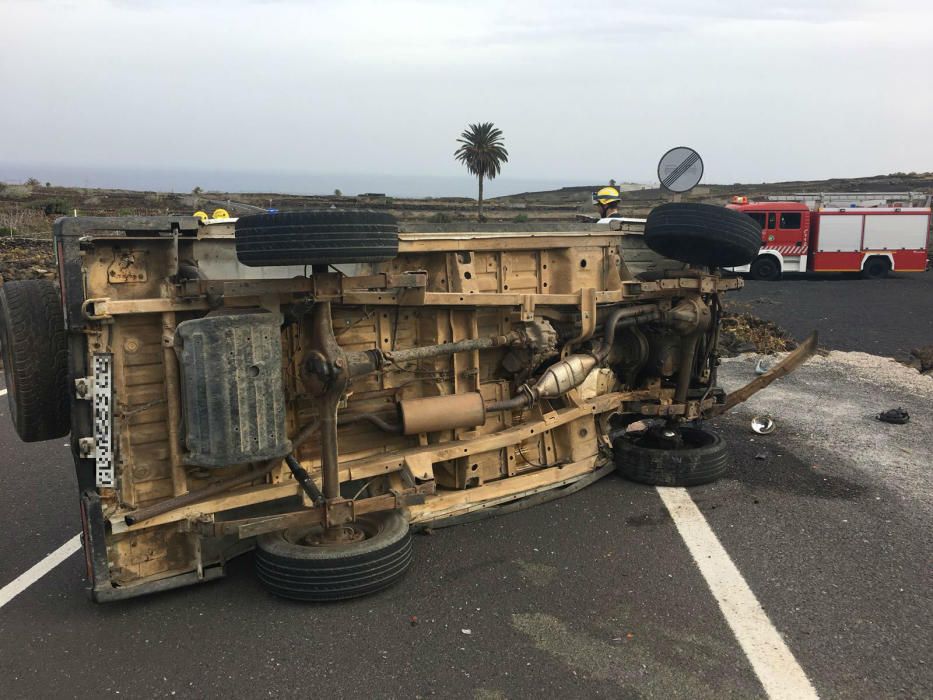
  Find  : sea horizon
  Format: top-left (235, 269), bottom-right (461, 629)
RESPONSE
top-left (0, 162), bottom-right (623, 200)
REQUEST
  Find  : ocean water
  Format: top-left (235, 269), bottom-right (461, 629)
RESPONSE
top-left (0, 162), bottom-right (587, 199)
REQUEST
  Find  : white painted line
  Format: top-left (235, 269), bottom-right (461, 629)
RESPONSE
top-left (657, 487), bottom-right (818, 700)
top-left (0, 534), bottom-right (82, 609)
top-left (0, 388), bottom-right (7, 396)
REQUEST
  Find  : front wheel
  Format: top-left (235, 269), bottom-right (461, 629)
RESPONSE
top-left (255, 511), bottom-right (412, 601)
top-left (750, 256), bottom-right (781, 281)
top-left (613, 426), bottom-right (729, 486)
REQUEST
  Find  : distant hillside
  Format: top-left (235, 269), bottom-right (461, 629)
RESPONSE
top-left (493, 172), bottom-right (933, 211)
top-left (489, 182), bottom-right (651, 205)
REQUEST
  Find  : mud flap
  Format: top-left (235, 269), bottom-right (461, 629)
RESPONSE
top-left (79, 489), bottom-right (111, 600)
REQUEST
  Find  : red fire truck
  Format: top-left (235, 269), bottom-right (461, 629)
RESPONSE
top-left (726, 199), bottom-right (931, 280)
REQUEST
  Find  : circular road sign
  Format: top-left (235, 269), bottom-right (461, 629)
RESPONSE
top-left (657, 146), bottom-right (704, 193)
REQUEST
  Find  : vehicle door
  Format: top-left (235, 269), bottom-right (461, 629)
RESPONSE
top-left (743, 211), bottom-right (768, 248)
top-left (772, 210), bottom-right (805, 255)
top-left (760, 211), bottom-right (778, 249)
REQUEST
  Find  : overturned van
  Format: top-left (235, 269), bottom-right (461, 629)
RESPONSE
top-left (0, 203), bottom-right (814, 601)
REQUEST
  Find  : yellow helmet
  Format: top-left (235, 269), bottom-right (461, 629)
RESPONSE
top-left (595, 186), bottom-right (621, 206)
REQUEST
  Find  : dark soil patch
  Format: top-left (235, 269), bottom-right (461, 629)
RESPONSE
top-left (0, 238), bottom-right (57, 284)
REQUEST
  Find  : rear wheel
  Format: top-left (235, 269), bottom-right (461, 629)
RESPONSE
top-left (235, 210), bottom-right (399, 267)
top-left (750, 255), bottom-right (781, 281)
top-left (613, 426), bottom-right (729, 486)
top-left (644, 203), bottom-right (762, 268)
top-left (0, 280), bottom-right (70, 442)
top-left (255, 511), bottom-right (412, 601)
top-left (861, 256), bottom-right (890, 280)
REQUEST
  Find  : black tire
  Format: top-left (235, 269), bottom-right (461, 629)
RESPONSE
top-left (0, 280), bottom-right (70, 442)
top-left (255, 511), bottom-right (412, 601)
top-left (861, 256), bottom-right (890, 280)
top-left (750, 255), bottom-right (781, 281)
top-left (644, 203), bottom-right (762, 268)
top-left (613, 426), bottom-right (728, 486)
top-left (235, 210), bottom-right (399, 267)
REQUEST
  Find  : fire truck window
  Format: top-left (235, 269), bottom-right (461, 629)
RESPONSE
top-left (767, 213), bottom-right (776, 229)
top-left (779, 212), bottom-right (802, 229)
top-left (746, 212), bottom-right (766, 228)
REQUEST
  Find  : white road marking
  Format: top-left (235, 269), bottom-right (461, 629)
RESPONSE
top-left (0, 534), bottom-right (82, 610)
top-left (0, 388), bottom-right (7, 396)
top-left (657, 487), bottom-right (819, 700)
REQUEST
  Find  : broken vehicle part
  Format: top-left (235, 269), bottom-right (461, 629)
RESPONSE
top-left (877, 408), bottom-right (910, 425)
top-left (750, 415), bottom-right (776, 435)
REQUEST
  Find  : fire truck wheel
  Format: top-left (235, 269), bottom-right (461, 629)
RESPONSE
top-left (750, 256), bottom-right (781, 281)
top-left (0, 280), bottom-right (70, 442)
top-left (612, 426), bottom-right (729, 486)
top-left (254, 511), bottom-right (413, 601)
top-left (235, 210), bottom-right (399, 267)
top-left (644, 203), bottom-right (762, 268)
top-left (861, 256), bottom-right (891, 280)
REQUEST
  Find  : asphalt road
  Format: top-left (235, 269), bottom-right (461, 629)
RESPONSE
top-left (725, 270), bottom-right (933, 359)
top-left (1, 275), bottom-right (932, 699)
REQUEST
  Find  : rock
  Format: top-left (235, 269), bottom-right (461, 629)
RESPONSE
top-left (910, 346), bottom-right (933, 372)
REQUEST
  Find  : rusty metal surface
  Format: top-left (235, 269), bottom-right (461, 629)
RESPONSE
top-left (302, 301), bottom-right (348, 501)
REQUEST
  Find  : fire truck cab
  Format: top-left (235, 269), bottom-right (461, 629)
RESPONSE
top-left (727, 199), bottom-right (930, 280)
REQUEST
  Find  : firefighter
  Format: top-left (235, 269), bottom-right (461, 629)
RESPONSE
top-left (594, 186), bottom-right (622, 221)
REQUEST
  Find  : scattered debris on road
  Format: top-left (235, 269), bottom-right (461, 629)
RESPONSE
top-left (750, 415), bottom-right (776, 434)
top-left (877, 408), bottom-right (910, 425)
top-left (720, 351), bottom-right (933, 514)
top-left (754, 357), bottom-right (772, 375)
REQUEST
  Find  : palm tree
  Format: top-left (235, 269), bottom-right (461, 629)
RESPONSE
top-left (454, 122), bottom-right (508, 221)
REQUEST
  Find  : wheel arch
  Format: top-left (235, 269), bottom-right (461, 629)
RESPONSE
top-left (860, 252), bottom-right (894, 271)
top-left (755, 250), bottom-right (784, 267)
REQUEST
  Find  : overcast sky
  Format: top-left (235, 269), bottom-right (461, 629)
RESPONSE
top-left (2, 0), bottom-right (931, 193)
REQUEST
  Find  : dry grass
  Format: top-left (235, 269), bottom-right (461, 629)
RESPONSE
top-left (718, 312), bottom-right (796, 356)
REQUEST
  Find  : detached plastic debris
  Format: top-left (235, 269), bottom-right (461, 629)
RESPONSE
top-left (877, 408), bottom-right (910, 425)
top-left (751, 415), bottom-right (776, 435)
top-left (754, 357), bottom-right (772, 375)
